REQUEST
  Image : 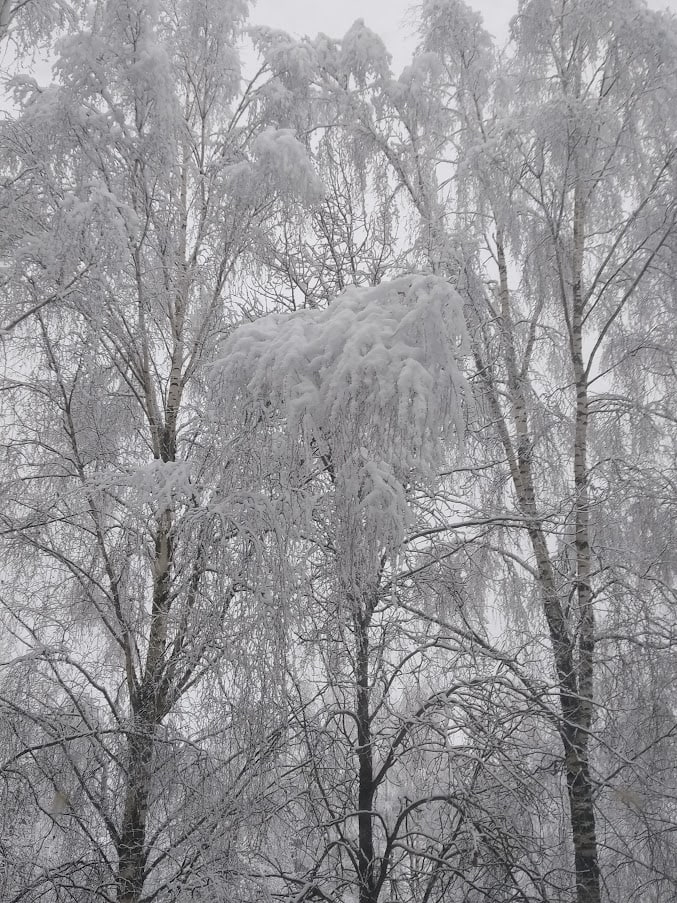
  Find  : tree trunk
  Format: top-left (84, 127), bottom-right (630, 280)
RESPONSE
top-left (567, 184), bottom-right (600, 903)
top-left (115, 507), bottom-right (173, 902)
top-left (494, 219), bottom-right (600, 903)
top-left (564, 733), bottom-right (599, 903)
top-left (116, 724), bottom-right (155, 903)
top-left (355, 606), bottom-right (377, 903)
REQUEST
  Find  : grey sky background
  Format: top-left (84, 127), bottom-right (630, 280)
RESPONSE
top-left (251, 0), bottom-right (677, 71)
top-left (5, 0), bottom-right (677, 91)
top-left (250, 0), bottom-right (512, 69)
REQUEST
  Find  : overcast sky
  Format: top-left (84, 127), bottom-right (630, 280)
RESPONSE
top-left (251, 0), bottom-right (677, 71)
top-left (250, 0), bottom-right (513, 69)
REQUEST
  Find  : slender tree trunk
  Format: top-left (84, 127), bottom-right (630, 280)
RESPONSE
top-left (116, 505), bottom-right (173, 902)
top-left (355, 605), bottom-right (377, 903)
top-left (566, 185), bottom-right (600, 903)
top-left (495, 221), bottom-right (600, 903)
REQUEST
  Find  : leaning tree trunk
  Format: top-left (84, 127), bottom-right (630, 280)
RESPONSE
top-left (488, 225), bottom-right (600, 903)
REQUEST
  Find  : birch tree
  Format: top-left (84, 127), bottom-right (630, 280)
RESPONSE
top-left (410, 3), bottom-right (677, 900)
top-left (0, 1), bottom-right (321, 900)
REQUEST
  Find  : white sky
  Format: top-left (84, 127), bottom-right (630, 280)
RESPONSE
top-left (250, 0), bottom-right (514, 69)
top-left (251, 0), bottom-right (677, 71)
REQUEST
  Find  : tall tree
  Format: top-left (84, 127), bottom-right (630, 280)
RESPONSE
top-left (403, 2), bottom-right (677, 900)
top-left (0, 1), bottom-right (321, 900)
top-left (213, 274), bottom-right (565, 903)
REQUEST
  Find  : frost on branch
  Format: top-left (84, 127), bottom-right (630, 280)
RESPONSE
top-left (212, 276), bottom-right (467, 591)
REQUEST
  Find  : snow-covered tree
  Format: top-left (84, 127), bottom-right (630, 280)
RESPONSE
top-left (385, 3), bottom-right (677, 901)
top-left (0, 1), bottom-right (321, 900)
top-left (2, 2), bottom-right (677, 903)
top-left (245, 3), bottom-right (677, 902)
top-left (210, 274), bottom-right (464, 903)
top-left (211, 276), bottom-right (567, 903)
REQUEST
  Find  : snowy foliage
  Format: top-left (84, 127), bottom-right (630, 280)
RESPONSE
top-left (339, 18), bottom-right (392, 86)
top-left (213, 275), bottom-right (467, 589)
top-left (215, 275), bottom-right (466, 474)
top-left (0, 0), bottom-right (80, 50)
top-left (227, 128), bottom-right (326, 206)
top-left (419, 0), bottom-right (494, 101)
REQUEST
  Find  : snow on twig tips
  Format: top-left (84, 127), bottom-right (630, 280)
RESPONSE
top-left (212, 276), bottom-right (467, 568)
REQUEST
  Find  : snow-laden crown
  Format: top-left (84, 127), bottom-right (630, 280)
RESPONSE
top-left (214, 275), bottom-right (467, 479)
top-left (212, 276), bottom-right (467, 583)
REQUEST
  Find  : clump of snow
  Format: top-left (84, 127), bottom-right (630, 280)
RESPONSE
top-left (250, 26), bottom-right (321, 87)
top-left (340, 19), bottom-right (392, 86)
top-left (212, 276), bottom-right (467, 589)
top-left (215, 275), bottom-right (466, 474)
top-left (252, 128), bottom-right (325, 200)
top-left (226, 128), bottom-right (325, 205)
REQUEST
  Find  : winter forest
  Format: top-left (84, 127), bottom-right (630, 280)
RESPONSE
top-left (1, 0), bottom-right (677, 901)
